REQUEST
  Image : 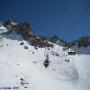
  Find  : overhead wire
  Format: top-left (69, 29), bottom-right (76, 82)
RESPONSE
top-left (71, 5), bottom-right (90, 32)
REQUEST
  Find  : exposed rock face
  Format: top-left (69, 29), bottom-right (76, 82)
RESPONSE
top-left (31, 35), bottom-right (54, 48)
top-left (49, 35), bottom-right (66, 46)
top-left (77, 36), bottom-right (90, 47)
top-left (14, 21), bottom-right (53, 47)
top-left (51, 35), bottom-right (60, 43)
top-left (16, 22), bottom-right (32, 40)
top-left (65, 36), bottom-right (90, 48)
top-left (4, 19), bottom-right (17, 30)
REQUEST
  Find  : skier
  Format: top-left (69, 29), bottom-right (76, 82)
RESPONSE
top-left (43, 55), bottom-right (50, 68)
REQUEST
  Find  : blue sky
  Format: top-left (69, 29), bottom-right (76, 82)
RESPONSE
top-left (0, 0), bottom-right (90, 41)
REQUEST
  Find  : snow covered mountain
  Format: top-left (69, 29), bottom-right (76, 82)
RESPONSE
top-left (0, 23), bottom-right (90, 90)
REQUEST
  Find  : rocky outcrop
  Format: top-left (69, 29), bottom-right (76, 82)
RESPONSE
top-left (77, 36), bottom-right (90, 47)
top-left (65, 36), bottom-right (90, 48)
top-left (16, 22), bottom-right (32, 40)
top-left (4, 19), bottom-right (17, 30)
top-left (31, 35), bottom-right (53, 48)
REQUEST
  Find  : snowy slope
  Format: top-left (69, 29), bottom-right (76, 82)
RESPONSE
top-left (0, 24), bottom-right (8, 34)
top-left (0, 28), bottom-right (90, 90)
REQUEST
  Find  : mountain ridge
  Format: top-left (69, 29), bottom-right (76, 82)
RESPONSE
top-left (1, 19), bottom-right (90, 49)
